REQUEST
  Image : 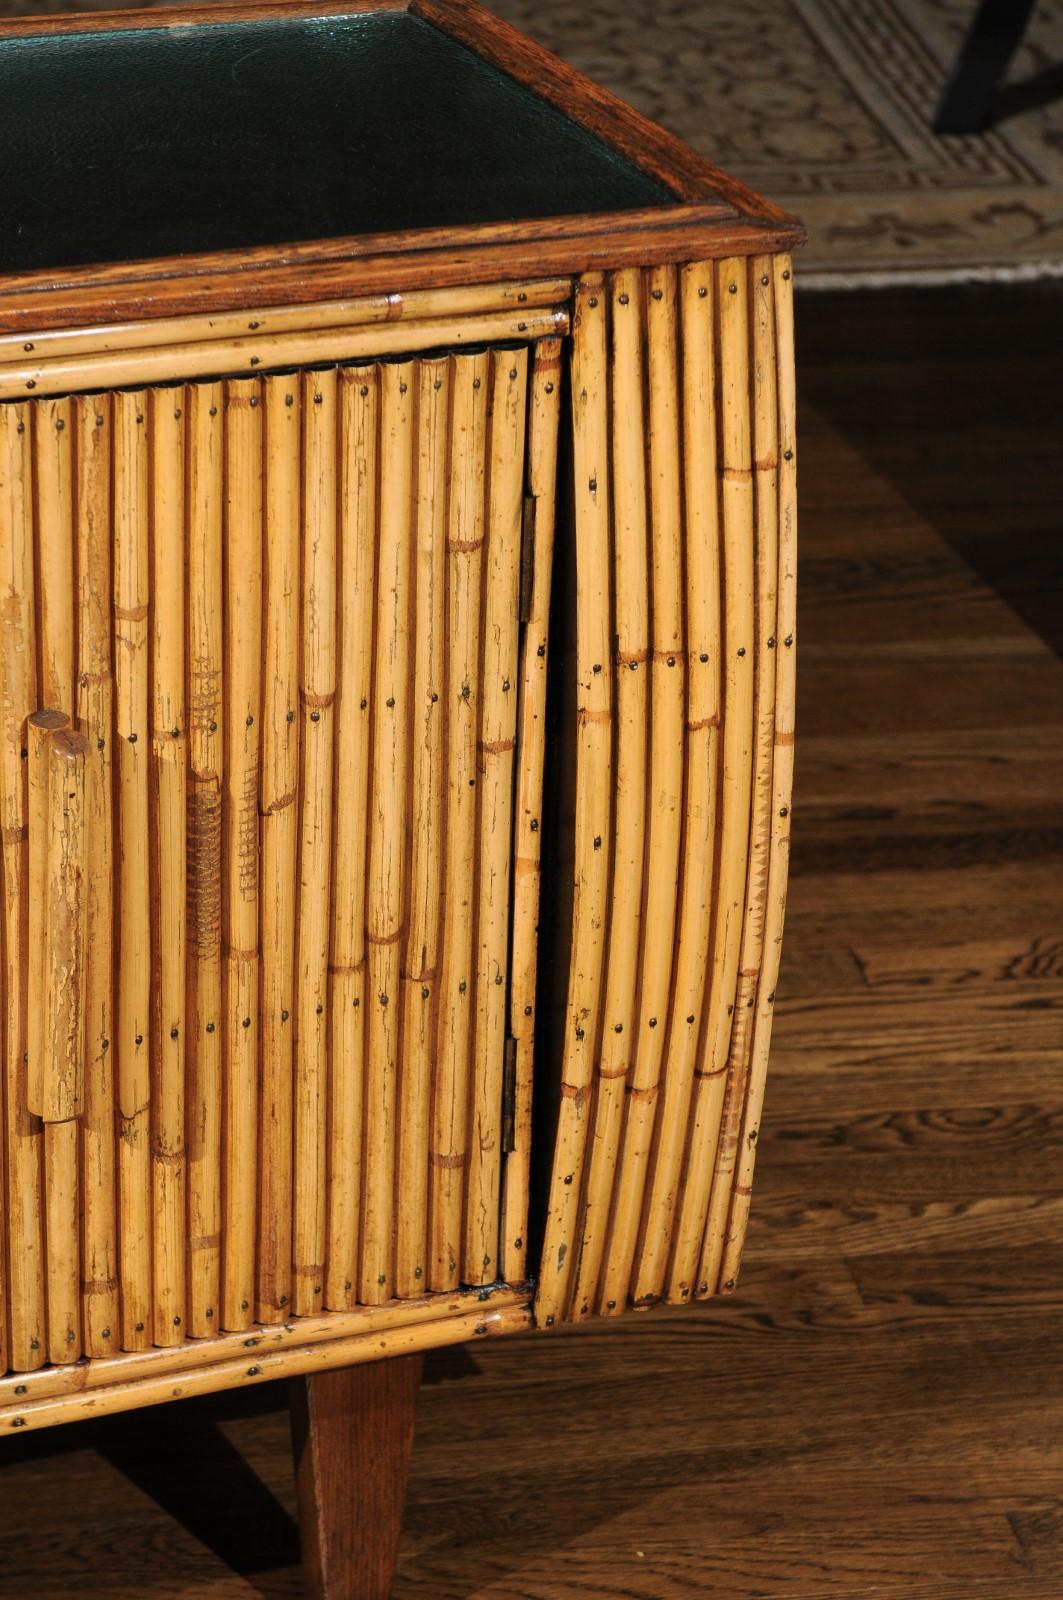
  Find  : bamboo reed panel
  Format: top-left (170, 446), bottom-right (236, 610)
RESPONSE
top-left (0, 1284), bottom-right (530, 1408)
top-left (502, 338), bottom-right (562, 1286)
top-left (222, 378), bottom-right (263, 1332)
top-left (665, 260), bottom-right (756, 1304)
top-left (464, 348), bottom-right (528, 1286)
top-left (74, 392), bottom-right (120, 1358)
top-left (325, 366), bottom-right (378, 1313)
top-left (0, 279), bottom-right (573, 365)
top-left (186, 381), bottom-right (224, 1338)
top-left (632, 260), bottom-right (720, 1304)
top-left (569, 268), bottom-right (649, 1320)
top-left (113, 389), bottom-right (153, 1350)
top-left (395, 357), bottom-right (448, 1300)
top-left (0, 400), bottom-right (44, 1371)
top-left (535, 278), bottom-right (614, 1326)
top-left (598, 264), bottom-right (686, 1318)
top-left (430, 349), bottom-right (489, 1292)
top-left (699, 257), bottom-right (779, 1295)
top-left (257, 376), bottom-right (301, 1323)
top-left (361, 361), bottom-right (415, 1306)
top-left (293, 369), bottom-right (338, 1318)
top-left (0, 306), bottom-right (569, 401)
top-left (3, 1302), bottom-right (533, 1436)
top-left (148, 391), bottom-right (188, 1348)
top-left (716, 253), bottom-right (796, 1295)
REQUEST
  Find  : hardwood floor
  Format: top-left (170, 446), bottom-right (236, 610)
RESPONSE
top-left (1, 280), bottom-right (1060, 1598)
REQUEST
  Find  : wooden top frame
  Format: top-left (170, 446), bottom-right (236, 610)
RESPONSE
top-left (0, 0), bottom-right (803, 332)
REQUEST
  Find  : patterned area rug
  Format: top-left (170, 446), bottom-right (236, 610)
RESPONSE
top-left (2, 0), bottom-right (1062, 283)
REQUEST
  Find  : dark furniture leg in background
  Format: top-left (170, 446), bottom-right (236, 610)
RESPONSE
top-left (290, 1355), bottom-right (423, 1599)
top-left (934, 0), bottom-right (1038, 133)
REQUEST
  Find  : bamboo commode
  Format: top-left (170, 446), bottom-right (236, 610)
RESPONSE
top-left (0, 0), bottom-right (802, 1450)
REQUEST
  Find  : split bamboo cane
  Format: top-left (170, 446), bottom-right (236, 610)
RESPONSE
top-left (113, 389), bottom-right (153, 1350)
top-left (717, 254), bottom-right (796, 1294)
top-left (699, 257), bottom-right (779, 1293)
top-left (502, 337), bottom-right (562, 1286)
top-left (600, 263), bottom-right (686, 1316)
top-left (257, 376), bottom-right (301, 1323)
top-left (0, 401), bottom-right (44, 1372)
top-left (222, 378), bottom-right (263, 1332)
top-left (464, 347), bottom-right (527, 1286)
top-left (293, 369), bottom-right (338, 1318)
top-left (535, 277), bottom-right (613, 1325)
top-left (430, 349), bottom-right (489, 1291)
top-left (632, 260), bottom-right (720, 1303)
top-left (361, 359), bottom-right (415, 1305)
top-left (186, 381), bottom-right (225, 1338)
top-left (395, 356), bottom-right (449, 1300)
top-left (667, 260), bottom-right (755, 1302)
top-left (150, 389), bottom-right (187, 1348)
top-left (570, 269), bottom-right (648, 1319)
top-left (74, 392), bottom-right (120, 1357)
top-left (325, 365), bottom-right (378, 1311)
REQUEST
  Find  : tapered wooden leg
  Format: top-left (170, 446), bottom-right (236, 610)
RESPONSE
top-left (290, 1354), bottom-right (423, 1600)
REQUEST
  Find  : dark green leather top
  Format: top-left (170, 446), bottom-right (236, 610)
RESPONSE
top-left (0, 10), bottom-right (674, 275)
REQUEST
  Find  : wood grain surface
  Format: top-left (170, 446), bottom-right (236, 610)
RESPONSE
top-left (0, 279), bottom-right (1059, 1596)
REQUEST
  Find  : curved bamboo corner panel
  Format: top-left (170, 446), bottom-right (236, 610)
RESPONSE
top-left (535, 256), bottom-right (796, 1326)
top-left (0, 0), bottom-right (803, 1439)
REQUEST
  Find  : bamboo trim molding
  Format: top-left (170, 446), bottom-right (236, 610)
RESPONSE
top-left (0, 306), bottom-right (570, 402)
top-left (0, 1292), bottom-right (532, 1434)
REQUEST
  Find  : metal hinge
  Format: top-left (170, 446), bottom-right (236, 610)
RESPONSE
top-left (502, 1036), bottom-right (518, 1153)
top-left (520, 494), bottom-right (536, 624)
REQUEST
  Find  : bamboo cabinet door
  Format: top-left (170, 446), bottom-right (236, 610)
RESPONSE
top-left (0, 338), bottom-right (562, 1382)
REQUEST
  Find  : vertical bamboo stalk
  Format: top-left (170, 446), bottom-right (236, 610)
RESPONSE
top-left (149, 389), bottom-right (187, 1347)
top-left (464, 348), bottom-right (528, 1286)
top-left (502, 338), bottom-right (562, 1286)
top-left (430, 349), bottom-right (489, 1292)
top-left (75, 392), bottom-right (119, 1357)
top-left (42, 727), bottom-right (88, 1363)
top-left (113, 389), bottom-right (153, 1349)
top-left (667, 259), bottom-right (755, 1303)
top-left (699, 258), bottom-right (779, 1295)
top-left (257, 376), bottom-right (301, 1323)
top-left (570, 270), bottom-right (649, 1319)
top-left (0, 401), bottom-right (44, 1371)
top-left (717, 253), bottom-right (796, 1294)
top-left (362, 360), bottom-right (415, 1305)
top-left (222, 377), bottom-right (263, 1332)
top-left (293, 368), bottom-right (338, 1318)
top-left (632, 260), bottom-right (720, 1304)
top-left (186, 381), bottom-right (224, 1338)
top-left (326, 365), bottom-right (378, 1312)
top-left (34, 397), bottom-right (75, 713)
top-left (535, 277), bottom-right (613, 1326)
top-left (33, 395), bottom-right (82, 1363)
top-left (599, 263), bottom-right (686, 1316)
top-left (395, 356), bottom-right (448, 1300)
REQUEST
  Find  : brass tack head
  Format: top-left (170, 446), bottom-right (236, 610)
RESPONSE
top-left (386, 696), bottom-right (395, 708)
top-left (249, 393), bottom-right (259, 404)
top-left (434, 379), bottom-right (442, 391)
top-left (782, 269), bottom-right (791, 280)
top-left (242, 1016), bottom-right (251, 1029)
top-left (649, 1017), bottom-right (658, 1028)
top-left (459, 980), bottom-right (467, 994)
top-left (360, 698), bottom-right (367, 709)
top-left (209, 406), bottom-right (218, 417)
top-left (509, 368), bottom-right (518, 380)
top-left (135, 1321), bottom-right (145, 1332)
top-left (380, 993), bottom-right (389, 1006)
top-left (780, 806), bottom-right (789, 817)
top-left (170, 1026), bottom-right (179, 1040)
top-left (422, 986), bottom-right (430, 999)
top-left (667, 655), bottom-right (675, 666)
top-left (247, 1365), bottom-right (261, 1377)
top-left (698, 285), bottom-right (708, 297)
top-left (537, 644), bottom-right (546, 658)
top-left (281, 1010), bottom-right (289, 1022)
top-left (241, 1300), bottom-right (249, 1311)
top-left (135, 1033), bottom-right (143, 1047)
top-left (524, 1005), bottom-right (532, 1016)
top-left (399, 383), bottom-right (407, 395)
top-left (544, 382), bottom-right (555, 394)
top-left (285, 393), bottom-right (294, 407)
top-left (652, 288), bottom-right (663, 300)
top-left (316, 1003), bottom-right (323, 1016)
top-left (56, 418), bottom-right (65, 432)
top-left (619, 292), bottom-right (629, 305)
top-left (514, 1237), bottom-right (523, 1250)
top-left (784, 448), bottom-right (794, 461)
top-left (545, 1315), bottom-right (555, 1327)
top-left (587, 296), bottom-right (598, 308)
top-left (95, 415), bottom-right (105, 427)
top-left (607, 1299), bottom-right (616, 1310)
top-left (313, 392), bottom-right (323, 404)
top-left (589, 478), bottom-right (597, 493)
top-left (245, 713), bottom-right (254, 727)
top-left (473, 377), bottom-right (481, 390)
top-left (529, 818), bottom-right (538, 832)
top-left (310, 709), bottom-right (320, 722)
top-left (23, 342), bottom-right (33, 351)
top-left (728, 283), bottom-right (738, 295)
top-left (378, 1274), bottom-right (387, 1286)
top-left (761, 275), bottom-right (770, 286)
top-left (14, 1385), bottom-right (27, 1395)
top-left (699, 652), bottom-right (709, 663)
top-left (614, 1023), bottom-right (623, 1034)
top-left (564, 1173), bottom-right (573, 1185)
top-left (206, 1022), bottom-right (215, 1034)
top-left (360, 385), bottom-right (369, 397)
top-left (593, 835), bottom-right (602, 849)
top-left (414, 1266), bottom-right (422, 1278)
top-left (738, 646), bottom-right (746, 657)
top-left (687, 1014), bottom-right (695, 1024)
